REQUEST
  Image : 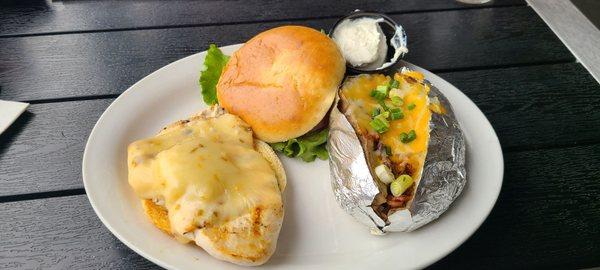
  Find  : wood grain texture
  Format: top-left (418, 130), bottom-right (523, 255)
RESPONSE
top-left (0, 7), bottom-right (574, 102)
top-left (431, 144), bottom-right (600, 269)
top-left (0, 0), bottom-right (524, 36)
top-left (0, 99), bottom-right (112, 197)
top-left (439, 62), bottom-right (600, 151)
top-left (1, 144), bottom-right (599, 269)
top-left (2, 63), bottom-right (599, 198)
top-left (0, 195), bottom-right (159, 269)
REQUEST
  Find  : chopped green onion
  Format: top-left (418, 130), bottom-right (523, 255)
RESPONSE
top-left (408, 130), bottom-right (416, 140)
top-left (384, 100), bottom-right (395, 109)
top-left (372, 107), bottom-right (381, 117)
top-left (389, 79), bottom-right (400, 89)
top-left (377, 85), bottom-right (389, 93)
top-left (384, 145), bottom-right (392, 156)
top-left (389, 108), bottom-right (404, 120)
top-left (375, 164), bottom-right (394, 184)
top-left (397, 174), bottom-right (413, 184)
top-left (370, 119), bottom-right (389, 133)
top-left (407, 103), bottom-right (416, 110)
top-left (380, 111), bottom-right (390, 119)
top-left (390, 174), bottom-right (414, 196)
top-left (371, 85), bottom-right (389, 101)
top-left (378, 100), bottom-right (390, 111)
top-left (370, 90), bottom-right (386, 101)
top-left (400, 130), bottom-right (417, 143)
top-left (399, 133), bottom-right (407, 142)
top-left (370, 114), bottom-right (390, 133)
top-left (391, 96), bottom-right (404, 106)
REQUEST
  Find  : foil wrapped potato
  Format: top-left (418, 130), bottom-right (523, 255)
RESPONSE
top-left (328, 69), bottom-right (466, 234)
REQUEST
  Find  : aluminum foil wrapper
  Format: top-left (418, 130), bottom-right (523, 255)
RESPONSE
top-left (327, 84), bottom-right (466, 234)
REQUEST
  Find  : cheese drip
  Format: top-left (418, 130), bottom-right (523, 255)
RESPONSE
top-left (127, 114), bottom-right (282, 237)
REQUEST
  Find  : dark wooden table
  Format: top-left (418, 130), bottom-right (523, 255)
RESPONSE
top-left (1, 1), bottom-right (599, 269)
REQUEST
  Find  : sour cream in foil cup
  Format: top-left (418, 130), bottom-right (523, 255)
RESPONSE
top-left (329, 11), bottom-right (408, 74)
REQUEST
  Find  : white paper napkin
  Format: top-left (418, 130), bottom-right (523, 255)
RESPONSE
top-left (0, 100), bottom-right (29, 135)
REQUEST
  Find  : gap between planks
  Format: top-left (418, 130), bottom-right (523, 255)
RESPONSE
top-left (0, 188), bottom-right (85, 203)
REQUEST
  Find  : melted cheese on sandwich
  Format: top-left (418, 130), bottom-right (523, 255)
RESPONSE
top-left (127, 114), bottom-right (282, 238)
top-left (341, 71), bottom-right (431, 181)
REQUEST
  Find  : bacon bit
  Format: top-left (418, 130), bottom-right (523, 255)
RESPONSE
top-left (404, 163), bottom-right (414, 176)
top-left (365, 131), bottom-right (380, 141)
top-left (382, 158), bottom-right (393, 170)
top-left (386, 194), bottom-right (411, 208)
top-left (387, 194), bottom-right (410, 202)
top-left (404, 76), bottom-right (417, 84)
top-left (388, 156), bottom-right (414, 176)
top-left (391, 161), bottom-right (406, 176)
top-left (387, 200), bottom-right (405, 209)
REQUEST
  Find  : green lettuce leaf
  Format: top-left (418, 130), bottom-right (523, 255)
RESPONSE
top-left (271, 129), bottom-right (329, 162)
top-left (199, 44), bottom-right (229, 105)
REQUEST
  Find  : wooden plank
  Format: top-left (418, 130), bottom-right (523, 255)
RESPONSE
top-left (0, 6), bottom-right (574, 102)
top-left (0, 0), bottom-right (524, 37)
top-left (1, 144), bottom-right (599, 269)
top-left (0, 195), bottom-right (159, 269)
top-left (0, 99), bottom-right (112, 197)
top-left (2, 62), bottom-right (599, 197)
top-left (431, 144), bottom-right (600, 269)
top-left (439, 62), bottom-right (600, 151)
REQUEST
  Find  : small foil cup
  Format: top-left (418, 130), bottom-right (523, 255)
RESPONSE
top-left (329, 11), bottom-right (408, 74)
top-left (327, 81), bottom-right (467, 234)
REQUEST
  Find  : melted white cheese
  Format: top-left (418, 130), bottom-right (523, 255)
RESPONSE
top-left (127, 114), bottom-right (282, 237)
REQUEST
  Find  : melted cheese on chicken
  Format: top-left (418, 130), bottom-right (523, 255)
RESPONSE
top-left (340, 71), bottom-right (431, 181)
top-left (127, 114), bottom-right (282, 238)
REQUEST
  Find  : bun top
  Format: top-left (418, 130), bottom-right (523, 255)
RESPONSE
top-left (217, 25), bottom-right (346, 143)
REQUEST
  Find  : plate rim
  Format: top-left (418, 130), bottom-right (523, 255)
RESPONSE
top-left (82, 44), bottom-right (504, 270)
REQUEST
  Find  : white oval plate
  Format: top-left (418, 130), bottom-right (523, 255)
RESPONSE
top-left (83, 44), bottom-right (503, 270)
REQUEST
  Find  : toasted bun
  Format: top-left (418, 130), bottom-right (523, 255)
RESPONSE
top-left (255, 140), bottom-right (287, 191)
top-left (141, 106), bottom-right (287, 266)
top-left (217, 25), bottom-right (346, 143)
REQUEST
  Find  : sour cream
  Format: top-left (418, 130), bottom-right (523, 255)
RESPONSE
top-left (332, 17), bottom-right (388, 69)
